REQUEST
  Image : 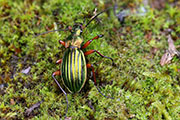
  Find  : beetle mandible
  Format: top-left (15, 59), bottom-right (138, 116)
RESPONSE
top-left (43, 8), bottom-right (115, 117)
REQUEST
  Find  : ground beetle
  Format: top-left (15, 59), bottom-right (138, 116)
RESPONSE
top-left (38, 8), bottom-right (114, 117)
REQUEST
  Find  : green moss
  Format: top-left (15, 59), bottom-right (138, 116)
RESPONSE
top-left (0, 0), bottom-right (180, 119)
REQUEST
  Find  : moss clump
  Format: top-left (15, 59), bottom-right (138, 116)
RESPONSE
top-left (0, 0), bottom-right (180, 119)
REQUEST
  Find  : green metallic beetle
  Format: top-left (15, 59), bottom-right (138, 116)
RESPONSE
top-left (49, 9), bottom-right (114, 117)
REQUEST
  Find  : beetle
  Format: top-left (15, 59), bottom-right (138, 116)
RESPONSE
top-left (39, 8), bottom-right (114, 117)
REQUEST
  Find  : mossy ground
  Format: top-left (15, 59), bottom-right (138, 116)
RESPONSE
top-left (0, 0), bottom-right (180, 120)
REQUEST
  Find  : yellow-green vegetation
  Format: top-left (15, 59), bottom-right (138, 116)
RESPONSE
top-left (0, 0), bottom-right (180, 119)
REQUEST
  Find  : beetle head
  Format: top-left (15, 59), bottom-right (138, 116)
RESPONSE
top-left (70, 23), bottom-right (84, 36)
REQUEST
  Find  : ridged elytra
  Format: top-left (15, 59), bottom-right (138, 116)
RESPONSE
top-left (61, 47), bottom-right (87, 93)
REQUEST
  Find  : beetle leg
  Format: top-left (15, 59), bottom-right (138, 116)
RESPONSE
top-left (56, 59), bottom-right (62, 64)
top-left (87, 63), bottom-right (96, 84)
top-left (87, 63), bottom-right (114, 99)
top-left (81, 34), bottom-right (103, 49)
top-left (84, 50), bottom-right (114, 65)
top-left (59, 40), bottom-right (66, 47)
top-left (52, 71), bottom-right (68, 118)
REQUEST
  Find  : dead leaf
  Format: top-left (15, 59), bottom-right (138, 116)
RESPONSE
top-left (25, 100), bottom-right (43, 116)
top-left (36, 19), bottom-right (41, 26)
top-left (65, 117), bottom-right (72, 120)
top-left (10, 99), bottom-right (15, 105)
top-left (21, 67), bottom-right (31, 74)
top-left (8, 44), bottom-right (21, 54)
top-left (160, 35), bottom-right (180, 66)
top-left (145, 31), bottom-right (152, 43)
top-left (151, 0), bottom-right (166, 10)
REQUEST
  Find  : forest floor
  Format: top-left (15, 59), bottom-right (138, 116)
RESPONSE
top-left (0, 0), bottom-right (180, 120)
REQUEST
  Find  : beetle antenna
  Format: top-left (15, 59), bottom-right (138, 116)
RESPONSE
top-left (85, 7), bottom-right (112, 28)
top-left (34, 28), bottom-right (69, 37)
